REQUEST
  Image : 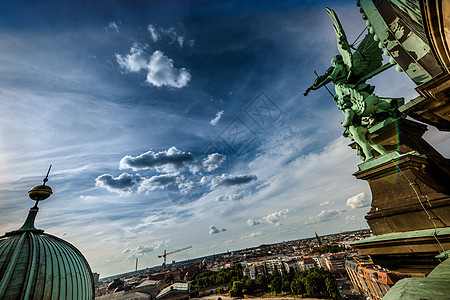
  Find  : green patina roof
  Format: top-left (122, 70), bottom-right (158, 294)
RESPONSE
top-left (382, 257), bottom-right (450, 299)
top-left (351, 227), bottom-right (450, 246)
top-left (156, 283), bottom-right (190, 300)
top-left (0, 206), bottom-right (95, 299)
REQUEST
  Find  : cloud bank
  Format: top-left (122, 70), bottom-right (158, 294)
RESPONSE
top-left (212, 174), bottom-right (257, 188)
top-left (247, 209), bottom-right (289, 226)
top-left (138, 174), bottom-right (177, 192)
top-left (120, 147), bottom-right (198, 173)
top-left (241, 231), bottom-right (263, 239)
top-left (347, 192), bottom-right (370, 209)
top-left (305, 210), bottom-right (342, 225)
top-left (95, 173), bottom-right (141, 194)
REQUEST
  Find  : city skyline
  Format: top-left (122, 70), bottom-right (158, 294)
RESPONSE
top-left (0, 0), bottom-right (449, 277)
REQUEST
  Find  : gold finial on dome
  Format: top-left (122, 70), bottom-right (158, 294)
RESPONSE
top-left (28, 165), bottom-right (53, 204)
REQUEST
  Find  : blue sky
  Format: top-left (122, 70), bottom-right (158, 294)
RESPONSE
top-left (1, 0), bottom-right (449, 277)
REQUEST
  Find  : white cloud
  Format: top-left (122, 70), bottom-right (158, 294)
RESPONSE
top-left (123, 240), bottom-right (169, 259)
top-left (203, 153), bottom-right (226, 172)
top-left (147, 24), bottom-right (159, 41)
top-left (216, 193), bottom-right (242, 202)
top-left (304, 210), bottom-right (342, 225)
top-left (262, 209), bottom-right (289, 225)
top-left (116, 43), bottom-right (149, 72)
top-left (145, 50), bottom-right (191, 88)
top-left (241, 231), bottom-right (263, 239)
top-left (160, 27), bottom-right (185, 47)
top-left (95, 173), bottom-right (142, 194)
top-left (116, 46), bottom-right (191, 88)
top-left (177, 36), bottom-right (184, 47)
top-left (209, 225), bottom-right (226, 234)
top-left (347, 192), bottom-right (370, 209)
top-left (210, 110), bottom-right (224, 126)
top-left (79, 195), bottom-right (98, 201)
top-left (106, 21), bottom-right (120, 33)
top-left (138, 174), bottom-right (177, 192)
top-left (247, 209), bottom-right (289, 227)
top-left (320, 201), bottom-right (334, 206)
top-left (120, 147), bottom-right (198, 173)
top-left (247, 219), bottom-right (261, 226)
top-left (146, 25), bottom-right (192, 47)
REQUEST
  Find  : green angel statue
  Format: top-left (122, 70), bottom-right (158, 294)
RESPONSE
top-left (304, 8), bottom-right (403, 162)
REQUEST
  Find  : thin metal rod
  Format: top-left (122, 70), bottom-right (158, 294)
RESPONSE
top-left (43, 165), bottom-right (52, 185)
top-left (314, 70), bottom-right (334, 99)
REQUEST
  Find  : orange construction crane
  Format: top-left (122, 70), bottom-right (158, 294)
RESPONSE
top-left (158, 246), bottom-right (192, 281)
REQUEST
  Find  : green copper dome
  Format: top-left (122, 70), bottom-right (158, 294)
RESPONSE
top-left (0, 176), bottom-right (94, 299)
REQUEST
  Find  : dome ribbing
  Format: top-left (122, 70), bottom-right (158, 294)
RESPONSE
top-left (0, 171), bottom-right (94, 299)
top-left (0, 230), bottom-right (95, 299)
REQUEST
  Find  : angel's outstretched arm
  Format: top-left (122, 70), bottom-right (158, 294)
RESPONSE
top-left (304, 67), bottom-right (333, 96)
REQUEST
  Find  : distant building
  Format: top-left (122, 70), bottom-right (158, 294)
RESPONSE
top-left (148, 273), bottom-right (165, 281)
top-left (310, 255), bottom-right (327, 270)
top-left (243, 264), bottom-right (256, 279)
top-left (324, 252), bottom-right (348, 272)
top-left (264, 259), bottom-right (284, 275)
top-left (298, 257), bottom-right (317, 271)
top-left (243, 261), bottom-right (268, 279)
top-left (345, 256), bottom-right (394, 299)
top-left (156, 282), bottom-right (190, 300)
top-left (283, 259), bottom-right (300, 274)
top-left (93, 272), bottom-right (100, 285)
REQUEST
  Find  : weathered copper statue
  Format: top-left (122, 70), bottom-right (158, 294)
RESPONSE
top-left (304, 8), bottom-right (403, 161)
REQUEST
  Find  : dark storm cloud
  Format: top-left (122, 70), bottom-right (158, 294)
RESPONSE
top-left (120, 147), bottom-right (199, 173)
top-left (212, 174), bottom-right (257, 188)
top-left (95, 173), bottom-right (142, 193)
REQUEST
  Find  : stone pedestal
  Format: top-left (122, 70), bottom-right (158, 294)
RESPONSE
top-left (352, 118), bottom-right (450, 235)
top-left (350, 118), bottom-right (450, 276)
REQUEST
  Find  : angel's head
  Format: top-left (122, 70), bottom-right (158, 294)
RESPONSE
top-left (331, 55), bottom-right (343, 67)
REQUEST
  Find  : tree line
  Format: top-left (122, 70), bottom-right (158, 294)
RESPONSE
top-left (188, 263), bottom-right (339, 299)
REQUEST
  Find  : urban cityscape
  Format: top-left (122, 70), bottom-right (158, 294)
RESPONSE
top-left (1, 0), bottom-right (449, 299)
top-left (94, 229), bottom-right (374, 299)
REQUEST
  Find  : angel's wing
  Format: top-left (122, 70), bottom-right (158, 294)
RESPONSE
top-left (326, 8), bottom-right (352, 73)
top-left (351, 32), bottom-right (383, 79)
